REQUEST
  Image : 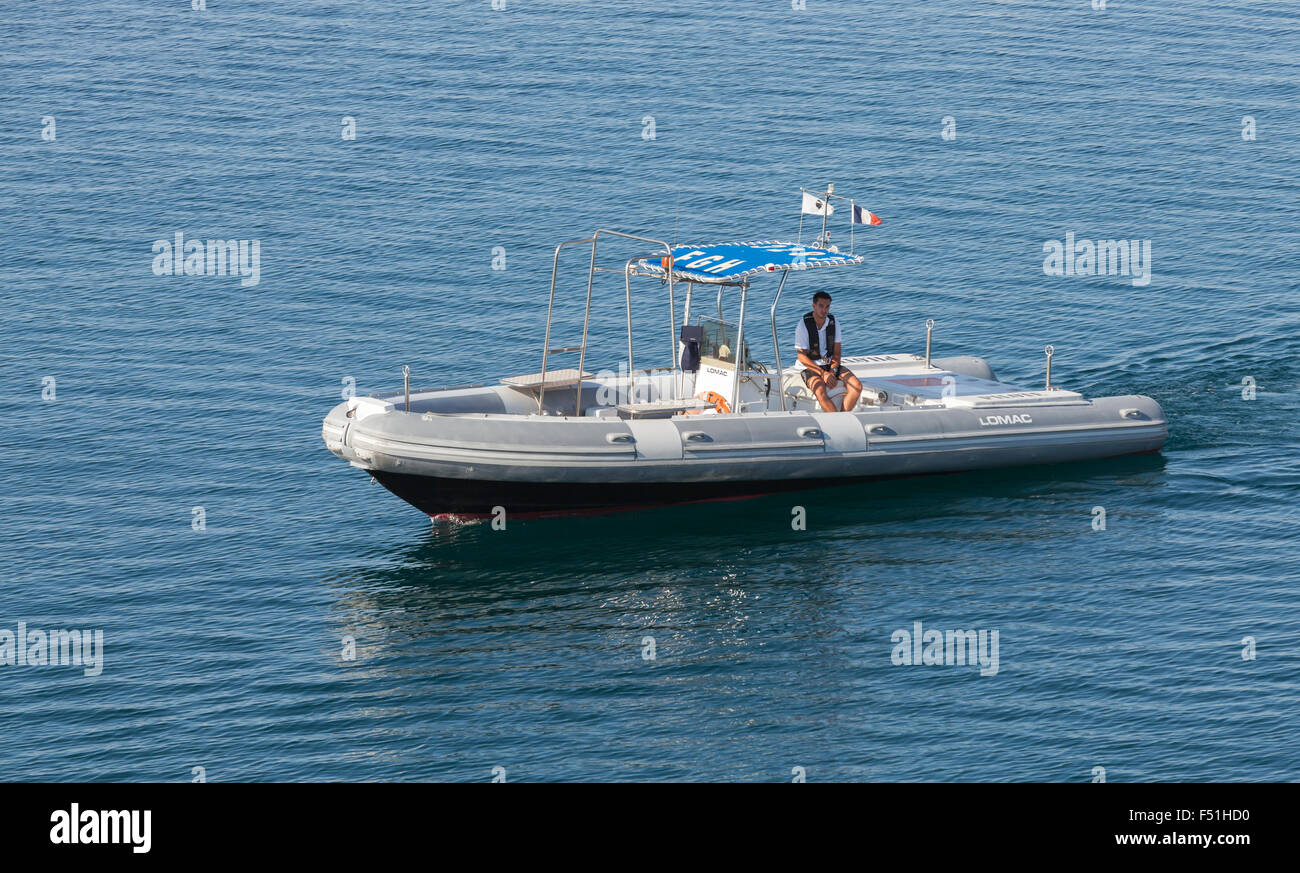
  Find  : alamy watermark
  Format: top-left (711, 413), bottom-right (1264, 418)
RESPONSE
top-left (1, 621), bottom-right (103, 677)
top-left (891, 621), bottom-right (999, 676)
top-left (1043, 232), bottom-right (1151, 287)
top-left (49, 803), bottom-right (150, 853)
top-left (152, 232), bottom-right (261, 287)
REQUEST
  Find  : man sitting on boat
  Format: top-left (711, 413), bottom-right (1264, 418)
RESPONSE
top-left (795, 291), bottom-right (862, 412)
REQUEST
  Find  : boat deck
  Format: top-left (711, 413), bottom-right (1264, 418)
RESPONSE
top-left (780, 353), bottom-right (1086, 411)
top-left (501, 368), bottom-right (594, 391)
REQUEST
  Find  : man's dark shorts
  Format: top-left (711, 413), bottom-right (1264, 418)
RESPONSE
top-left (802, 366), bottom-right (855, 389)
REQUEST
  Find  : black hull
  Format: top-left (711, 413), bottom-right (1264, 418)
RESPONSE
top-left (370, 470), bottom-right (860, 519)
top-left (370, 447), bottom-right (1164, 520)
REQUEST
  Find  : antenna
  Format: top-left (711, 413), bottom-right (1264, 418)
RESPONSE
top-left (816, 182), bottom-right (833, 249)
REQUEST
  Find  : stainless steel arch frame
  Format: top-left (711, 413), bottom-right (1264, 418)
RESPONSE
top-left (537, 230), bottom-right (675, 415)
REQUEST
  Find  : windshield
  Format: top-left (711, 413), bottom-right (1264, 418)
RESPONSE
top-left (697, 317), bottom-right (751, 368)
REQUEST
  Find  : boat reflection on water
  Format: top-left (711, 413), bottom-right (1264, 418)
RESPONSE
top-left (311, 454), bottom-right (1167, 780)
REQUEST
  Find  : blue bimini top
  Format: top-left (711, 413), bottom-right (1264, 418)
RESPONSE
top-left (637, 241), bottom-right (864, 284)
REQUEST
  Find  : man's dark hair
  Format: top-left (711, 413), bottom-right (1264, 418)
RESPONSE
top-left (812, 291), bottom-right (832, 304)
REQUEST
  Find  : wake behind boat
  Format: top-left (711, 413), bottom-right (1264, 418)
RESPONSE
top-left (322, 186), bottom-right (1167, 519)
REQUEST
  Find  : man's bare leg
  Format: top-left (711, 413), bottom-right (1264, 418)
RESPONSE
top-left (805, 372), bottom-right (840, 412)
top-left (842, 372), bottom-right (862, 412)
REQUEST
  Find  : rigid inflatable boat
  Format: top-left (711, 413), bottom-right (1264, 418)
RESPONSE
top-left (322, 197), bottom-right (1167, 519)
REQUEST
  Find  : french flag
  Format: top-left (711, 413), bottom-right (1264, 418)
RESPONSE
top-left (852, 204), bottom-right (883, 226)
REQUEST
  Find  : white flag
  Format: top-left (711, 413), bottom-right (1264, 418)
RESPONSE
top-left (801, 192), bottom-right (833, 216)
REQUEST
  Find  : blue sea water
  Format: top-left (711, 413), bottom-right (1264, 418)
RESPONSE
top-left (1, 0), bottom-right (1298, 781)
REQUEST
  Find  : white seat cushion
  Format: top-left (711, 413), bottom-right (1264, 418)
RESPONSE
top-left (782, 369), bottom-right (847, 399)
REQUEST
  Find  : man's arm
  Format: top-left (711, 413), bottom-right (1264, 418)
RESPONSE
top-left (797, 348), bottom-right (837, 386)
top-left (829, 319), bottom-right (844, 376)
top-left (796, 349), bottom-right (826, 371)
